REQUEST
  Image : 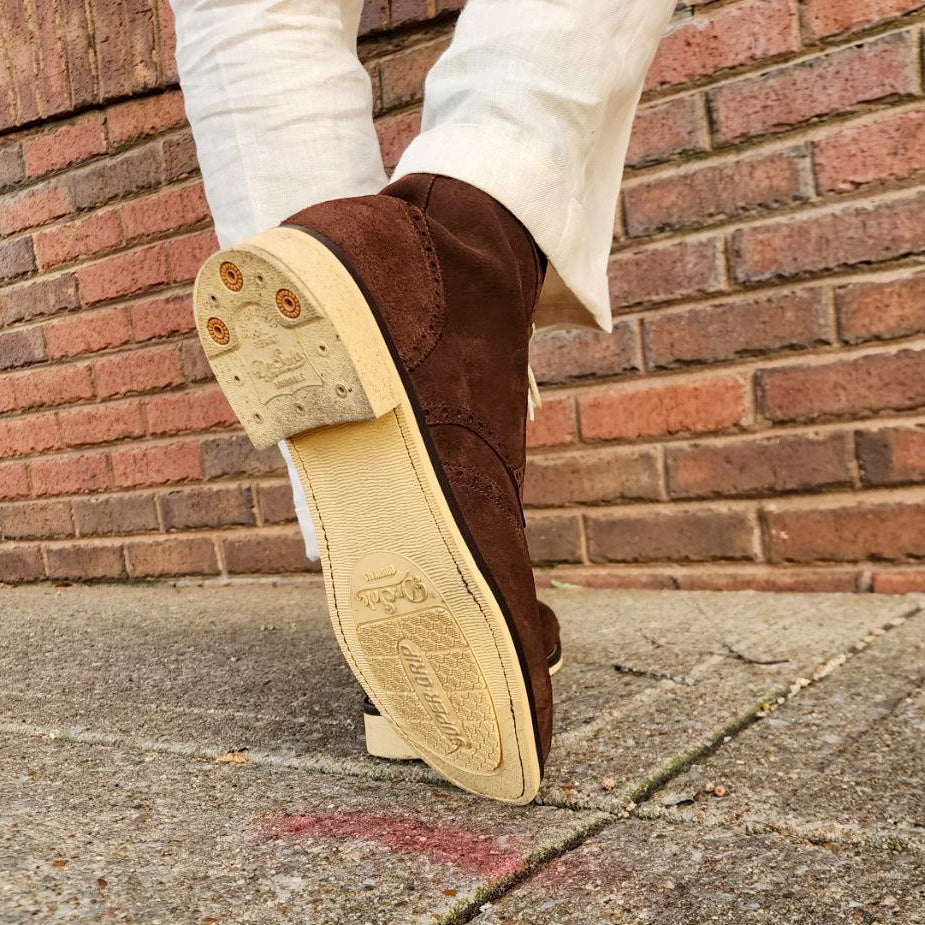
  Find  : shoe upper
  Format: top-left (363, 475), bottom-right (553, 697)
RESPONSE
top-left (284, 173), bottom-right (553, 766)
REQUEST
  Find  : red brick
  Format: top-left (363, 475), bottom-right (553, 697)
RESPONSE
top-left (0, 181), bottom-right (71, 234)
top-left (646, 0), bottom-right (799, 91)
top-left (43, 307), bottom-right (133, 359)
top-left (608, 238), bottom-right (723, 309)
top-left (156, 0), bottom-right (178, 83)
top-left (815, 108), bottom-right (925, 194)
top-left (530, 323), bottom-right (638, 385)
top-left (359, 0), bottom-right (388, 35)
top-left (107, 90), bottom-right (187, 147)
top-left (2, 0), bottom-right (40, 125)
top-left (111, 439), bottom-right (202, 487)
top-left (162, 130), bottom-right (198, 181)
top-left (580, 374), bottom-right (748, 442)
top-left (130, 294), bottom-right (194, 341)
top-left (34, 209), bottom-right (122, 269)
top-left (643, 289), bottom-right (831, 369)
top-left (376, 108), bottom-right (421, 174)
top-left (666, 433), bottom-right (853, 498)
top-left (391, 0), bottom-right (430, 26)
top-left (1, 499), bottom-right (73, 539)
top-left (125, 535), bottom-right (219, 577)
top-left (22, 113), bottom-right (107, 176)
top-left (160, 484), bottom-right (254, 530)
top-left (379, 39), bottom-right (449, 110)
top-left (144, 386), bottom-right (236, 436)
top-left (709, 33), bottom-right (918, 146)
top-left (13, 363), bottom-right (95, 410)
top-left (0, 237), bottom-right (36, 282)
top-left (802, 0), bottom-right (925, 40)
top-left (46, 541), bottom-right (125, 579)
top-left (0, 544), bottom-right (45, 581)
top-left (33, 0), bottom-right (70, 116)
top-left (179, 337), bottom-right (213, 382)
top-left (91, 0), bottom-right (131, 99)
top-left (257, 482), bottom-right (296, 524)
top-left (587, 508), bottom-right (757, 563)
top-left (69, 144), bottom-right (163, 210)
top-left (1, 272), bottom-right (79, 324)
top-left (627, 96), bottom-right (706, 169)
top-left (73, 492), bottom-right (159, 536)
top-left (523, 447), bottom-right (661, 507)
top-left (0, 380), bottom-right (14, 415)
top-left (871, 570), bottom-right (925, 593)
top-left (765, 501), bottom-right (925, 561)
top-left (0, 461), bottom-right (30, 500)
top-left (624, 148), bottom-right (809, 237)
top-left (526, 396), bottom-right (577, 449)
top-left (0, 412), bottom-right (61, 459)
top-left (837, 273), bottom-right (925, 344)
top-left (124, 0), bottom-right (159, 93)
top-left (94, 343), bottom-right (183, 398)
top-left (677, 568), bottom-right (859, 592)
top-left (59, 0), bottom-right (95, 108)
top-left (524, 513), bottom-right (583, 564)
top-left (200, 434), bottom-right (284, 478)
top-left (31, 452), bottom-right (110, 496)
top-left (121, 182), bottom-right (210, 240)
top-left (59, 401), bottom-right (145, 447)
top-left (857, 425), bottom-right (925, 486)
top-left (166, 229), bottom-right (218, 282)
top-left (0, 328), bottom-right (47, 370)
top-left (732, 192), bottom-right (925, 284)
top-left (0, 143), bottom-right (24, 189)
top-left (758, 349), bottom-right (925, 422)
top-left (222, 530), bottom-right (315, 573)
top-left (77, 243), bottom-right (170, 304)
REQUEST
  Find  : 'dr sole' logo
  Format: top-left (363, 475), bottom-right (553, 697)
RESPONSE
top-left (237, 302), bottom-right (322, 403)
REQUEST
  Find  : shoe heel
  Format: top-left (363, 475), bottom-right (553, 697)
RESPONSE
top-left (363, 707), bottom-right (419, 761)
top-left (193, 227), bottom-right (400, 450)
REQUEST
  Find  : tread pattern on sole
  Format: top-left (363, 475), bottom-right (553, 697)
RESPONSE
top-left (352, 552), bottom-right (502, 774)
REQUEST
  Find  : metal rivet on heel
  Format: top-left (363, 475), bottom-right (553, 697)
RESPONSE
top-left (276, 289), bottom-right (301, 319)
top-left (220, 262), bottom-right (244, 291)
top-left (207, 317), bottom-right (230, 345)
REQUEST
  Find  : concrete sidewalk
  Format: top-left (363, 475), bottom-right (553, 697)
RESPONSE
top-left (0, 584), bottom-right (922, 923)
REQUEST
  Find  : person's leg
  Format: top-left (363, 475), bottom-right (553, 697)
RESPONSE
top-left (170, 0), bottom-right (387, 558)
top-left (393, 0), bottom-right (678, 332)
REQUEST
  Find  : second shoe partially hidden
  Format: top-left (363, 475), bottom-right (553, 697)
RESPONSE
top-left (194, 174), bottom-right (550, 804)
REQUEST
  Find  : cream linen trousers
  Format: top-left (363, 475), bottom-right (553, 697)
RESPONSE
top-left (169, 0), bottom-right (677, 556)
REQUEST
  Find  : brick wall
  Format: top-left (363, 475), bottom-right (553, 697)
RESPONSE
top-left (2, 0), bottom-right (925, 592)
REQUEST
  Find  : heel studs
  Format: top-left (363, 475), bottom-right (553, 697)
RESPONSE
top-left (219, 261), bottom-right (244, 291)
top-left (207, 317), bottom-right (230, 345)
top-left (276, 288), bottom-right (301, 319)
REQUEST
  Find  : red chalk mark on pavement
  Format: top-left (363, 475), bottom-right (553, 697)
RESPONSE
top-left (259, 811), bottom-right (525, 879)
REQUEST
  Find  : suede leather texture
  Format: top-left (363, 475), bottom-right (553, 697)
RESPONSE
top-left (284, 173), bottom-right (552, 767)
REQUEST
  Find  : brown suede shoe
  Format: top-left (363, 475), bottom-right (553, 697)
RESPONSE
top-left (193, 174), bottom-right (548, 803)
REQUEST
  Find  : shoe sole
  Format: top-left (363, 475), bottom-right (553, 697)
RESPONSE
top-left (193, 227), bottom-right (541, 805)
top-left (365, 654), bottom-right (562, 761)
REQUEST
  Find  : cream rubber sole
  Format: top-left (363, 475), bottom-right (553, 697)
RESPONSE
top-left (194, 227), bottom-right (542, 804)
top-left (365, 654), bottom-right (562, 761)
